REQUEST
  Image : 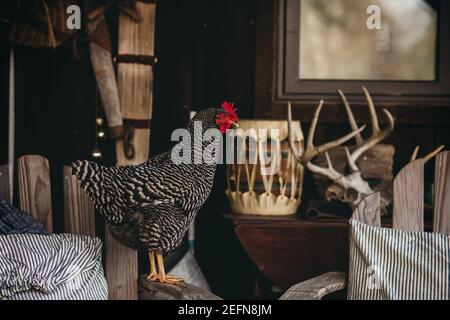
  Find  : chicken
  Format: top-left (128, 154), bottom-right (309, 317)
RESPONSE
top-left (72, 103), bottom-right (238, 284)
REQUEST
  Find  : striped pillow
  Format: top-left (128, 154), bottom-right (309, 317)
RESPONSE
top-left (0, 233), bottom-right (108, 300)
top-left (348, 218), bottom-right (450, 300)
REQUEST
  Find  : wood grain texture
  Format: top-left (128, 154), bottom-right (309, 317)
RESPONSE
top-left (105, 227), bottom-right (138, 300)
top-left (227, 214), bottom-right (349, 290)
top-left (0, 165), bottom-right (10, 203)
top-left (116, 2), bottom-right (155, 165)
top-left (138, 275), bottom-right (222, 300)
top-left (254, 0), bottom-right (276, 118)
top-left (433, 151), bottom-right (450, 235)
top-left (17, 155), bottom-right (53, 232)
top-left (393, 160), bottom-right (424, 231)
top-left (108, 2), bottom-right (156, 300)
top-left (63, 165), bottom-right (95, 237)
top-left (279, 272), bottom-right (347, 300)
top-left (352, 192), bottom-right (381, 227)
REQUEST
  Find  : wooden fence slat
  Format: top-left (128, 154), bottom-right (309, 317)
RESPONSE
top-left (63, 165), bottom-right (96, 237)
top-left (106, 228), bottom-right (138, 300)
top-left (433, 151), bottom-right (450, 235)
top-left (393, 160), bottom-right (424, 231)
top-left (352, 192), bottom-right (381, 227)
top-left (0, 165), bottom-right (10, 203)
top-left (17, 155), bottom-right (53, 232)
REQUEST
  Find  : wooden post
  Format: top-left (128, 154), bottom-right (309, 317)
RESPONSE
top-left (106, 1), bottom-right (157, 300)
top-left (433, 151), bottom-right (450, 235)
top-left (393, 160), bottom-right (424, 231)
top-left (115, 1), bottom-right (156, 165)
top-left (0, 165), bottom-right (10, 203)
top-left (17, 155), bottom-right (53, 232)
top-left (63, 165), bottom-right (96, 237)
top-left (106, 230), bottom-right (138, 300)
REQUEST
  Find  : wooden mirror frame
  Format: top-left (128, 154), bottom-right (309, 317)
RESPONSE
top-left (254, 0), bottom-right (450, 124)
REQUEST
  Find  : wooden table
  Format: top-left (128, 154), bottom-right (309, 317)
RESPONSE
top-left (224, 213), bottom-right (350, 291)
top-left (225, 211), bottom-right (433, 293)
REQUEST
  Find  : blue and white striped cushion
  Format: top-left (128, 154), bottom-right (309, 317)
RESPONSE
top-left (348, 218), bottom-right (450, 300)
top-left (0, 233), bottom-right (108, 300)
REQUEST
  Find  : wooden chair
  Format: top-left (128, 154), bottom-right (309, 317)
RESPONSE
top-left (0, 155), bottom-right (137, 300)
top-left (280, 150), bottom-right (450, 300)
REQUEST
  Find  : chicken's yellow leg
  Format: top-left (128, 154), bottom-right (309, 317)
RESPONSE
top-left (154, 252), bottom-right (184, 285)
top-left (146, 251), bottom-right (157, 281)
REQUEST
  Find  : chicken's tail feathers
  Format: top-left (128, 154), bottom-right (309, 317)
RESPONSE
top-left (72, 160), bottom-right (85, 176)
top-left (71, 160), bottom-right (103, 190)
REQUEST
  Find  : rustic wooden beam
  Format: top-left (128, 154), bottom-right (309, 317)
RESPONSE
top-left (17, 155), bottom-right (53, 232)
top-left (0, 165), bottom-right (10, 203)
top-left (433, 151), bottom-right (450, 235)
top-left (393, 160), bottom-right (424, 231)
top-left (63, 165), bottom-right (96, 237)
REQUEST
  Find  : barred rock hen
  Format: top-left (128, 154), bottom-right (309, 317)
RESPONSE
top-left (72, 103), bottom-right (238, 284)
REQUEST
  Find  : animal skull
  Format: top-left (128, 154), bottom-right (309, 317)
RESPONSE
top-left (287, 87), bottom-right (395, 214)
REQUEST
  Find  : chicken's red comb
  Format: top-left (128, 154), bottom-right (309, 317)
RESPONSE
top-left (216, 101), bottom-right (239, 133)
top-left (221, 101), bottom-right (237, 114)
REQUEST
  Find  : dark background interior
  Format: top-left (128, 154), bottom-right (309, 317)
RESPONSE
top-left (1, 0), bottom-right (449, 299)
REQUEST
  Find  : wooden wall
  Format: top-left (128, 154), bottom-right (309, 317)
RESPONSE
top-left (1, 0), bottom-right (449, 299)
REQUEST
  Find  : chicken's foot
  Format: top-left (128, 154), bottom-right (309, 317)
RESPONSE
top-left (146, 251), bottom-right (157, 281)
top-left (146, 251), bottom-right (184, 285)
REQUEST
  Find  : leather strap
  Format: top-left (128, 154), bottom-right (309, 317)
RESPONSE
top-left (114, 54), bottom-right (158, 66)
top-left (123, 118), bottom-right (152, 129)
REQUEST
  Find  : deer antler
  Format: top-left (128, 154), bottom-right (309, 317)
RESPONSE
top-left (410, 145), bottom-right (445, 164)
top-left (339, 86), bottom-right (395, 172)
top-left (288, 87), bottom-right (395, 215)
top-left (287, 100), bottom-right (365, 181)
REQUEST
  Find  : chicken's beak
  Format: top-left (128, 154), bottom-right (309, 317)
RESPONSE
top-left (230, 121), bottom-right (239, 128)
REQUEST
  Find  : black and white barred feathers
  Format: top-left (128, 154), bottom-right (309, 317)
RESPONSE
top-left (72, 108), bottom-right (224, 253)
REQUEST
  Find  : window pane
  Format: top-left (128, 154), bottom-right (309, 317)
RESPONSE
top-left (299, 0), bottom-right (437, 80)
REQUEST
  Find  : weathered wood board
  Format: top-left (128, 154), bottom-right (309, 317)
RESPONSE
top-left (279, 272), bottom-right (347, 300)
top-left (352, 192), bottom-right (381, 227)
top-left (433, 151), bottom-right (450, 235)
top-left (108, 2), bottom-right (157, 300)
top-left (106, 229), bottom-right (138, 300)
top-left (0, 165), bottom-right (10, 203)
top-left (138, 275), bottom-right (222, 300)
top-left (17, 155), bottom-right (53, 232)
top-left (393, 160), bottom-right (424, 231)
top-left (116, 2), bottom-right (155, 165)
top-left (63, 165), bottom-right (96, 237)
